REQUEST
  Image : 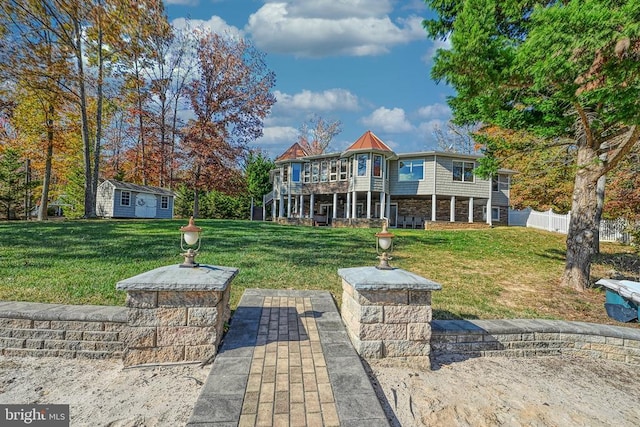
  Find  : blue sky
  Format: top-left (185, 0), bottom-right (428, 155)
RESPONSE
top-left (164, 0), bottom-right (454, 159)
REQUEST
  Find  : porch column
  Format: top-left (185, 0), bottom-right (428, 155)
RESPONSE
top-left (300, 195), bottom-right (304, 218)
top-left (346, 193), bottom-right (351, 219)
top-left (366, 191), bottom-right (372, 219)
top-left (310, 194), bottom-right (315, 218)
top-left (279, 196), bottom-right (284, 218)
top-left (287, 194), bottom-right (292, 217)
top-left (468, 197), bottom-right (474, 223)
top-left (431, 194), bottom-right (437, 221)
top-left (333, 193), bottom-right (338, 219)
top-left (487, 189), bottom-right (493, 226)
top-left (450, 196), bottom-right (455, 222)
top-left (294, 196), bottom-right (298, 217)
top-left (385, 194), bottom-right (391, 219)
top-left (352, 191), bottom-right (357, 219)
top-left (379, 192), bottom-right (385, 219)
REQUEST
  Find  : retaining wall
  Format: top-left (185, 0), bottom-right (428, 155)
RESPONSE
top-left (0, 301), bottom-right (127, 359)
top-left (431, 319), bottom-right (640, 365)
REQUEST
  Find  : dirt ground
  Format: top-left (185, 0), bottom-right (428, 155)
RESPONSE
top-left (1, 354), bottom-right (639, 426)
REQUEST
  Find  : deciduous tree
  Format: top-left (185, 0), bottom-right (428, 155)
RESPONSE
top-left (296, 115), bottom-right (342, 156)
top-left (425, 0), bottom-right (640, 291)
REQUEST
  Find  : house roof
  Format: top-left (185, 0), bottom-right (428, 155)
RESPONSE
top-left (102, 179), bottom-right (175, 196)
top-left (344, 130), bottom-right (393, 154)
top-left (275, 142), bottom-right (308, 163)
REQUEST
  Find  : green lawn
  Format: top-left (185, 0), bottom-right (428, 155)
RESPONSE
top-left (0, 219), bottom-right (636, 324)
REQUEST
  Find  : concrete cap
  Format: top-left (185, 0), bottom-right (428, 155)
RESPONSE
top-left (338, 266), bottom-right (442, 291)
top-left (116, 264), bottom-right (239, 292)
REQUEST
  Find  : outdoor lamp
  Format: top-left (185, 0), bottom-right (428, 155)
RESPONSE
top-left (375, 221), bottom-right (395, 270)
top-left (180, 216), bottom-right (202, 268)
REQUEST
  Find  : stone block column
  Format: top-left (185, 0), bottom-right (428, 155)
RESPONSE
top-left (116, 264), bottom-right (237, 366)
top-left (338, 267), bottom-right (442, 362)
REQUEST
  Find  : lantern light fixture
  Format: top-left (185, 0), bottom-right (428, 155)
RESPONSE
top-left (375, 221), bottom-right (395, 270)
top-left (179, 216), bottom-right (202, 268)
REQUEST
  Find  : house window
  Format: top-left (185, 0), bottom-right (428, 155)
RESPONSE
top-left (453, 161), bottom-right (474, 182)
top-left (330, 160), bottom-right (338, 181)
top-left (312, 162), bottom-right (319, 183)
top-left (398, 159), bottom-right (424, 181)
top-left (283, 165), bottom-right (289, 183)
top-left (303, 163), bottom-right (311, 183)
top-left (492, 207), bottom-right (500, 221)
top-left (161, 196), bottom-right (169, 209)
top-left (357, 154), bottom-right (368, 177)
top-left (120, 191), bottom-right (131, 206)
top-left (373, 155), bottom-right (383, 178)
top-left (292, 163), bottom-right (301, 182)
top-left (320, 161), bottom-right (328, 182)
top-left (339, 160), bottom-right (348, 181)
top-left (492, 174), bottom-right (509, 191)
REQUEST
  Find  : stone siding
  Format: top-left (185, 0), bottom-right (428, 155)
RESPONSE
top-left (431, 319), bottom-right (640, 365)
top-left (0, 302), bottom-right (127, 359)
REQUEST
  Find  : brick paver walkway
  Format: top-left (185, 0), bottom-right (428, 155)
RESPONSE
top-left (187, 289), bottom-right (388, 427)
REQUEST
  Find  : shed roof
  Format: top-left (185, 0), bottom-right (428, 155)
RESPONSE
top-left (102, 180), bottom-right (175, 196)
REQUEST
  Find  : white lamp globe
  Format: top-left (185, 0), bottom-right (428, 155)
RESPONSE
top-left (184, 231), bottom-right (199, 246)
top-left (378, 236), bottom-right (392, 250)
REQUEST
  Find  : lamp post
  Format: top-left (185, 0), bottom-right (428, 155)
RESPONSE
top-left (375, 221), bottom-right (395, 270)
top-left (180, 217), bottom-right (202, 268)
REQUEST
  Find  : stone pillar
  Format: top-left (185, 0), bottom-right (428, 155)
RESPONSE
top-left (116, 264), bottom-right (238, 367)
top-left (338, 267), bottom-right (441, 363)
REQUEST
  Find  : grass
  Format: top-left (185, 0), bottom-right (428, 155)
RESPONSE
top-left (0, 219), bottom-right (638, 325)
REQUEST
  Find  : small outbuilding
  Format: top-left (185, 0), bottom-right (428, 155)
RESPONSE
top-left (96, 179), bottom-right (175, 219)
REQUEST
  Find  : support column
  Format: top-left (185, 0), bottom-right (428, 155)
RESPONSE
top-left (279, 196), bottom-right (284, 218)
top-left (287, 194), bottom-right (292, 217)
top-left (338, 267), bottom-right (442, 362)
top-left (385, 194), bottom-right (391, 220)
top-left (299, 195), bottom-right (304, 218)
top-left (450, 196), bottom-right (455, 222)
top-left (431, 194), bottom-right (437, 221)
top-left (333, 193), bottom-right (338, 219)
top-left (310, 194), bottom-right (315, 219)
top-left (366, 191), bottom-right (372, 219)
top-left (346, 193), bottom-right (351, 219)
top-left (379, 192), bottom-right (385, 219)
top-left (352, 191), bottom-right (357, 219)
top-left (468, 197), bottom-right (474, 223)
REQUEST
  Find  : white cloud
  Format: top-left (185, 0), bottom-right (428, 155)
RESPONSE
top-left (361, 107), bottom-right (413, 133)
top-left (171, 16), bottom-right (243, 38)
top-left (274, 89), bottom-right (359, 113)
top-left (246, 2), bottom-right (425, 57)
top-left (256, 126), bottom-right (299, 145)
top-left (417, 103), bottom-right (451, 119)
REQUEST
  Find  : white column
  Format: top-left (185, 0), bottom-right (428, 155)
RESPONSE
top-left (352, 191), bottom-right (357, 218)
top-left (333, 193), bottom-right (338, 219)
top-left (300, 195), bottom-right (304, 218)
top-left (431, 194), bottom-right (437, 221)
top-left (366, 191), bottom-right (372, 219)
top-left (279, 196), bottom-right (284, 218)
top-left (468, 197), bottom-right (474, 223)
top-left (386, 194), bottom-right (391, 220)
top-left (287, 194), bottom-right (292, 217)
top-left (450, 196), bottom-right (455, 222)
top-left (346, 193), bottom-right (351, 219)
top-left (379, 192), bottom-right (385, 219)
top-left (487, 184), bottom-right (493, 226)
top-left (310, 194), bottom-right (315, 218)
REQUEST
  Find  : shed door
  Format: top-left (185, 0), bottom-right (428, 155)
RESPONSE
top-left (135, 193), bottom-right (157, 218)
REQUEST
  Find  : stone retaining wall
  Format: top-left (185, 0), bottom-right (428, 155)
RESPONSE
top-left (431, 319), bottom-right (640, 365)
top-left (0, 302), bottom-right (127, 359)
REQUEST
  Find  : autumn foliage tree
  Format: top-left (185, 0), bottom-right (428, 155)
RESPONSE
top-left (182, 33), bottom-right (276, 217)
top-left (425, 0), bottom-right (640, 291)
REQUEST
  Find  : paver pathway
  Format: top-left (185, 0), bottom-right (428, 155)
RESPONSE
top-left (187, 289), bottom-right (388, 427)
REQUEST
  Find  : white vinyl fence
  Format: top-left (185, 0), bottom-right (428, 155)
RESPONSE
top-left (508, 208), bottom-right (632, 243)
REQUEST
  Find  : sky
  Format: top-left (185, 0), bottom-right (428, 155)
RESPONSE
top-left (164, 0), bottom-right (454, 159)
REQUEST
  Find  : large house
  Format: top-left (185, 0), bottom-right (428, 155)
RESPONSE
top-left (264, 131), bottom-right (515, 228)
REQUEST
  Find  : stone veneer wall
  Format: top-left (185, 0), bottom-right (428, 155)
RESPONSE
top-left (431, 319), bottom-right (640, 365)
top-left (0, 302), bottom-right (127, 359)
top-left (123, 288), bottom-right (230, 366)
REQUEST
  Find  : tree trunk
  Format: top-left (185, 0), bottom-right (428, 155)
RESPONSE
top-left (593, 174), bottom-right (606, 254)
top-left (561, 144), bottom-right (602, 292)
top-left (89, 7), bottom-right (105, 219)
top-left (38, 104), bottom-right (54, 221)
